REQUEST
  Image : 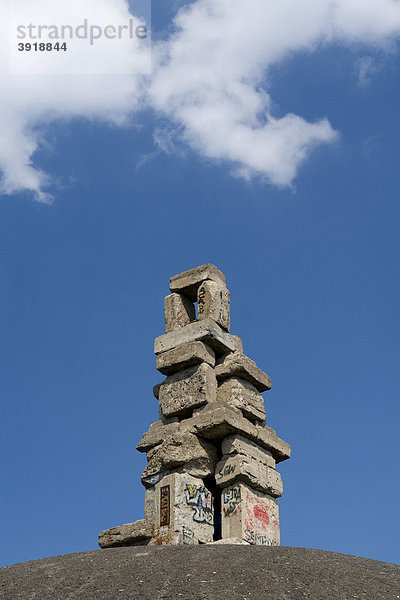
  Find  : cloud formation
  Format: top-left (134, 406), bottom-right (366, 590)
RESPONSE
top-left (0, 0), bottom-right (148, 201)
top-left (1, 0), bottom-right (400, 201)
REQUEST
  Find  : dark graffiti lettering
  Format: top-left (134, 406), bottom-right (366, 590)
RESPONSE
top-left (184, 483), bottom-right (213, 525)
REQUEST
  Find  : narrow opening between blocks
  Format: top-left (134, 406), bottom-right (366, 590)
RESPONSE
top-left (204, 441), bottom-right (223, 542)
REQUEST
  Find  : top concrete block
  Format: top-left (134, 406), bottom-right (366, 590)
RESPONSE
top-left (169, 264), bottom-right (226, 301)
top-left (154, 319), bottom-right (237, 356)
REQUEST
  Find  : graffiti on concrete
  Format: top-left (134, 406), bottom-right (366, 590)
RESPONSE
top-left (244, 491), bottom-right (270, 530)
top-left (182, 525), bottom-right (195, 545)
top-left (222, 485), bottom-right (241, 517)
top-left (217, 463), bottom-right (236, 482)
top-left (197, 286), bottom-right (206, 315)
top-left (253, 503), bottom-right (270, 525)
top-left (244, 530), bottom-right (277, 546)
top-left (142, 472), bottom-right (164, 486)
top-left (242, 490), bottom-right (280, 546)
top-left (160, 485), bottom-right (170, 527)
top-left (184, 483), bottom-right (213, 525)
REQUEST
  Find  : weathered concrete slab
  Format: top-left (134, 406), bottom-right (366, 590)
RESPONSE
top-left (222, 434), bottom-right (275, 469)
top-left (186, 403), bottom-right (290, 462)
top-left (221, 483), bottom-right (280, 546)
top-left (215, 352), bottom-right (271, 392)
top-left (159, 363), bottom-right (217, 418)
top-left (138, 405), bottom-right (289, 462)
top-left (98, 520), bottom-right (154, 548)
top-left (170, 264), bottom-right (226, 301)
top-left (141, 432), bottom-right (217, 486)
top-left (137, 420), bottom-right (180, 453)
top-left (197, 280), bottom-right (230, 331)
top-left (215, 454), bottom-right (283, 497)
top-left (156, 341), bottom-right (215, 375)
top-left (217, 378), bottom-right (266, 421)
top-left (164, 293), bottom-right (195, 333)
top-left (154, 319), bottom-right (236, 355)
top-left (149, 473), bottom-right (214, 545)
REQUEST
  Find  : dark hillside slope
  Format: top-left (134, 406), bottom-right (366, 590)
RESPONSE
top-left (1, 545), bottom-right (399, 600)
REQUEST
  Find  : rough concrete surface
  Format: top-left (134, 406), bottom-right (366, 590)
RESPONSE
top-left (137, 404), bottom-right (290, 463)
top-left (158, 363), bottom-right (217, 418)
top-left (189, 403), bottom-right (291, 462)
top-left (216, 454), bottom-right (283, 496)
top-left (141, 431), bottom-right (217, 483)
top-left (164, 293), bottom-right (196, 333)
top-left (137, 419), bottom-right (178, 452)
top-left (215, 352), bottom-right (272, 392)
top-left (1, 546), bottom-right (399, 600)
top-left (197, 280), bottom-right (230, 331)
top-left (156, 341), bottom-right (215, 375)
top-left (217, 378), bottom-right (266, 421)
top-left (222, 435), bottom-right (275, 468)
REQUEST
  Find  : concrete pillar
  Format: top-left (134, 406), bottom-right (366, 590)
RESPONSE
top-left (148, 473), bottom-right (214, 545)
top-left (221, 483), bottom-right (280, 546)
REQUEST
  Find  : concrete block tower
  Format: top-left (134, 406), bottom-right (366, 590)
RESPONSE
top-left (99, 264), bottom-right (290, 548)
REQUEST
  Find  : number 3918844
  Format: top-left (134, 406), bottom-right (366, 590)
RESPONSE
top-left (18, 42), bottom-right (67, 51)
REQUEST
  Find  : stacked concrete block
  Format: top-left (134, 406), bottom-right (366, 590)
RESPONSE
top-left (197, 280), bottom-right (230, 331)
top-left (98, 265), bottom-right (290, 549)
top-left (164, 293), bottom-right (196, 333)
top-left (158, 363), bottom-right (217, 420)
top-left (217, 378), bottom-right (266, 422)
top-left (156, 341), bottom-right (215, 375)
top-left (216, 435), bottom-right (282, 497)
top-left (141, 431), bottom-right (217, 484)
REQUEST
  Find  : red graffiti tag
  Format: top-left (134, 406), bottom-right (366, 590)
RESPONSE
top-left (253, 504), bottom-right (269, 525)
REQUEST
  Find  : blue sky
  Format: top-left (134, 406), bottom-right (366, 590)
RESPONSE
top-left (1, 0), bottom-right (400, 567)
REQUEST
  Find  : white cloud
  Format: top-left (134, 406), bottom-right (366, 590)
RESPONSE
top-left (149, 0), bottom-right (400, 187)
top-left (0, 0), bottom-right (149, 201)
top-left (1, 0), bottom-right (400, 201)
